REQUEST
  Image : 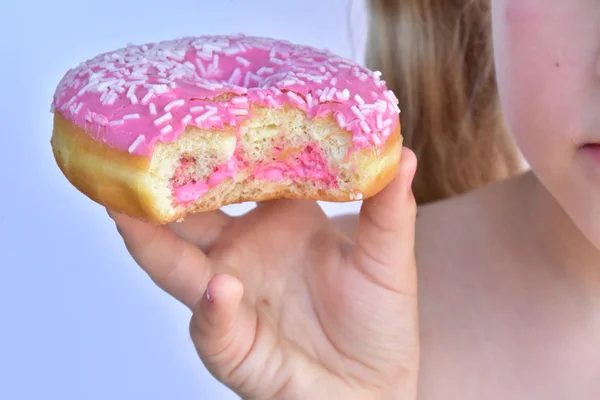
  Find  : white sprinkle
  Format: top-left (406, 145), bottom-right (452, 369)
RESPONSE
top-left (228, 68), bottom-right (242, 85)
top-left (126, 84), bottom-right (137, 99)
top-left (74, 103), bottom-right (84, 114)
top-left (257, 66), bottom-right (274, 75)
top-left (372, 135), bottom-right (383, 146)
top-left (149, 103), bottom-right (157, 115)
top-left (228, 108), bottom-right (248, 116)
top-left (184, 61), bottom-right (196, 70)
top-left (93, 114), bottom-right (108, 125)
top-left (320, 87), bottom-right (331, 102)
top-left (305, 93), bottom-right (314, 108)
top-left (128, 135), bottom-right (145, 153)
top-left (223, 46), bottom-right (241, 56)
top-left (383, 118), bottom-right (393, 127)
top-left (206, 105), bottom-right (218, 111)
top-left (129, 94), bottom-right (139, 104)
top-left (196, 59), bottom-right (207, 76)
top-left (384, 89), bottom-right (399, 104)
top-left (243, 72), bottom-right (253, 87)
top-left (189, 105), bottom-right (205, 113)
top-left (181, 114), bottom-right (192, 125)
top-left (376, 100), bottom-right (388, 112)
top-left (164, 99), bottom-right (185, 112)
top-left (360, 120), bottom-right (371, 133)
top-left (123, 113), bottom-right (140, 120)
top-left (106, 92), bottom-right (118, 105)
top-left (195, 109), bottom-right (217, 123)
top-left (232, 96), bottom-right (248, 105)
top-left (330, 77), bottom-right (338, 86)
top-left (325, 62), bottom-right (339, 73)
top-left (270, 57), bottom-right (284, 65)
top-left (212, 54), bottom-right (219, 70)
top-left (351, 105), bottom-right (365, 120)
top-left (154, 112), bottom-right (172, 126)
top-left (235, 56), bottom-right (251, 67)
top-left (382, 127), bottom-right (391, 138)
top-left (65, 96), bottom-right (77, 107)
top-left (77, 84), bottom-right (92, 97)
top-left (110, 85), bottom-right (125, 94)
top-left (154, 84), bottom-right (170, 94)
top-left (99, 90), bottom-right (109, 103)
top-left (336, 89), bottom-right (350, 101)
top-left (264, 95), bottom-right (278, 107)
top-left (354, 94), bottom-right (365, 104)
top-left (359, 104), bottom-right (376, 112)
top-left (160, 125), bottom-right (173, 135)
top-left (374, 71), bottom-right (382, 78)
top-left (203, 43), bottom-right (222, 53)
top-left (376, 114), bottom-right (383, 130)
top-left (97, 79), bottom-right (120, 91)
top-left (109, 119), bottom-right (125, 126)
top-left (141, 90), bottom-right (154, 105)
top-left (335, 113), bottom-right (346, 128)
top-left (327, 88), bottom-right (337, 101)
top-left (281, 79), bottom-right (298, 87)
top-left (287, 91), bottom-right (305, 107)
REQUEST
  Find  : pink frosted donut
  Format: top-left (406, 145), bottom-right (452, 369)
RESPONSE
top-left (51, 35), bottom-right (402, 223)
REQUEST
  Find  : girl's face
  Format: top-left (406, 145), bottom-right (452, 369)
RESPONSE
top-left (492, 1), bottom-right (600, 246)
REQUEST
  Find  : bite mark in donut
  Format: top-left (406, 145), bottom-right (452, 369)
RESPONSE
top-left (50, 35), bottom-right (402, 223)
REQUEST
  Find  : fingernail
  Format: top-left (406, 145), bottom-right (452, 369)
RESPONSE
top-left (407, 168), bottom-right (416, 192)
top-left (205, 288), bottom-right (214, 304)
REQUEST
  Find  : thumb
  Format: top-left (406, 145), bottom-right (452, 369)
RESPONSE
top-left (189, 274), bottom-right (257, 387)
top-left (352, 147), bottom-right (418, 294)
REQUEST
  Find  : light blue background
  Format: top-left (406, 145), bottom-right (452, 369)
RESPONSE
top-left (0, 1), bottom-right (368, 398)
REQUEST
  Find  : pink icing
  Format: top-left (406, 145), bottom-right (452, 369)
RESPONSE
top-left (171, 144), bottom-right (336, 205)
top-left (52, 35), bottom-right (400, 156)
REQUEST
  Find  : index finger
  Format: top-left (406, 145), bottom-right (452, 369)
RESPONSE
top-left (109, 211), bottom-right (212, 309)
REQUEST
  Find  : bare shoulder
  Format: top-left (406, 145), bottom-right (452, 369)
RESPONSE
top-left (414, 176), bottom-right (527, 399)
top-left (415, 175), bottom-right (520, 268)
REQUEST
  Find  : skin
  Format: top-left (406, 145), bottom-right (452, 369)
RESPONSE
top-left (107, 1), bottom-right (600, 398)
top-left (416, 1), bottom-right (600, 398)
top-left (109, 147), bottom-right (420, 400)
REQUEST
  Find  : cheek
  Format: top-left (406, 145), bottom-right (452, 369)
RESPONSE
top-left (492, 1), bottom-right (597, 167)
top-left (493, 0), bottom-right (600, 246)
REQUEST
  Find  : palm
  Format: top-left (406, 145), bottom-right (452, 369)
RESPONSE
top-left (110, 148), bottom-right (418, 400)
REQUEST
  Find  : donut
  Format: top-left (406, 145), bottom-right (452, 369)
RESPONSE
top-left (51, 35), bottom-right (402, 223)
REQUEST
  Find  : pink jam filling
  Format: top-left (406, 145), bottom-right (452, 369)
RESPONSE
top-left (171, 144), bottom-right (336, 205)
top-left (253, 145), bottom-right (337, 184)
top-left (171, 158), bottom-right (240, 204)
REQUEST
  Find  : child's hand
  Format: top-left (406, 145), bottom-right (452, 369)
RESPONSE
top-left (109, 148), bottom-right (418, 400)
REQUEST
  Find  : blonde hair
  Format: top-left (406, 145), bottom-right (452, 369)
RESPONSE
top-left (366, 0), bottom-right (522, 204)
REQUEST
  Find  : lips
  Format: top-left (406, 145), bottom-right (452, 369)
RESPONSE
top-left (579, 143), bottom-right (600, 164)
